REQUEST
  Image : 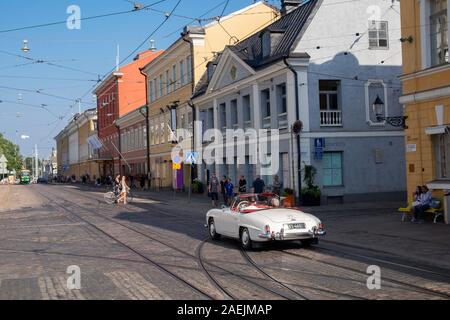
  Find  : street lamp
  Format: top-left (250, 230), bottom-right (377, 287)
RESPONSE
top-left (372, 95), bottom-right (408, 129)
top-left (21, 40), bottom-right (30, 53)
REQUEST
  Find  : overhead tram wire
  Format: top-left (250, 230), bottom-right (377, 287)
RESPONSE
top-left (40, 0), bottom-right (184, 142)
top-left (0, 0), bottom-right (170, 34)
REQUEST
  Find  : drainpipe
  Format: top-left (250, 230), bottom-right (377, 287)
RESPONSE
top-left (182, 33), bottom-right (196, 93)
top-left (114, 122), bottom-right (121, 176)
top-left (139, 67), bottom-right (151, 188)
top-left (283, 56), bottom-right (302, 202)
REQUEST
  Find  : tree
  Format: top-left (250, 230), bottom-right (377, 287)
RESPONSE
top-left (0, 133), bottom-right (23, 173)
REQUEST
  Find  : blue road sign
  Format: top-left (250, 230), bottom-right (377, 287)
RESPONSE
top-left (184, 152), bottom-right (199, 165)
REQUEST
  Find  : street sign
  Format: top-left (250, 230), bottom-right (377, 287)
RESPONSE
top-left (314, 138), bottom-right (325, 160)
top-left (173, 163), bottom-right (181, 170)
top-left (184, 152), bottom-right (199, 165)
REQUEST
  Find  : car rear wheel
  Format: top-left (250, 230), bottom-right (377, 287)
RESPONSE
top-left (208, 219), bottom-right (220, 240)
top-left (240, 228), bottom-right (253, 250)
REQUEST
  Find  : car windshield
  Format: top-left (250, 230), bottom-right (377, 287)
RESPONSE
top-left (232, 194), bottom-right (282, 213)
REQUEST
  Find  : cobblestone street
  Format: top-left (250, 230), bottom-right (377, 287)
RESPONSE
top-left (0, 184), bottom-right (449, 300)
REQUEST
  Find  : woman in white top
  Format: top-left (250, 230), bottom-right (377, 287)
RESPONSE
top-left (117, 176), bottom-right (130, 205)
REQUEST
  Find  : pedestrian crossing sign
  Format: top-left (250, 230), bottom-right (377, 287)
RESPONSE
top-left (184, 152), bottom-right (199, 165)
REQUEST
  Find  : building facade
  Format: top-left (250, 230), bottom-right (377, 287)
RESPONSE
top-left (400, 0), bottom-right (450, 198)
top-left (192, 0), bottom-right (406, 202)
top-left (94, 49), bottom-right (163, 177)
top-left (54, 108), bottom-right (99, 181)
top-left (141, 1), bottom-right (280, 190)
top-left (115, 107), bottom-right (149, 186)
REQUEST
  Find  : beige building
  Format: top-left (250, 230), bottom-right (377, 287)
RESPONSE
top-left (54, 108), bottom-right (100, 181)
top-left (141, 1), bottom-right (279, 189)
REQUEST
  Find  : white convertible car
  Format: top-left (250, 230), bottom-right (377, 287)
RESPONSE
top-left (205, 193), bottom-right (326, 249)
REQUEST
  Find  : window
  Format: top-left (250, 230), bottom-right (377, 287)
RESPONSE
top-left (231, 99), bottom-right (238, 128)
top-left (165, 70), bottom-right (170, 94)
top-left (430, 0), bottom-right (449, 66)
top-left (172, 65), bottom-right (177, 91)
top-left (220, 103), bottom-right (227, 131)
top-left (319, 80), bottom-right (340, 110)
top-left (186, 56), bottom-right (192, 83)
top-left (149, 80), bottom-right (154, 102)
top-left (368, 21), bottom-right (389, 49)
top-left (207, 108), bottom-right (214, 130)
top-left (276, 83), bottom-right (287, 128)
top-left (433, 133), bottom-right (450, 179)
top-left (242, 95), bottom-right (251, 128)
top-left (262, 31), bottom-right (271, 58)
top-left (159, 74), bottom-right (164, 97)
top-left (153, 78), bottom-right (157, 99)
top-left (180, 60), bottom-right (185, 85)
top-left (261, 89), bottom-right (271, 128)
top-left (323, 152), bottom-right (343, 187)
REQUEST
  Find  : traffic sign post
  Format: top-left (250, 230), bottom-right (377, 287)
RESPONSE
top-left (185, 152), bottom-right (199, 204)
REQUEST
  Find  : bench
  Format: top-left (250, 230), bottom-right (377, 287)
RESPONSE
top-left (398, 199), bottom-right (444, 223)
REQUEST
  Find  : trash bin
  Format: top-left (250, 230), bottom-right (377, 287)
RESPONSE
top-left (443, 191), bottom-right (450, 224)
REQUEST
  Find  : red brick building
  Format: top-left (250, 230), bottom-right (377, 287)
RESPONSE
top-left (94, 49), bottom-right (163, 177)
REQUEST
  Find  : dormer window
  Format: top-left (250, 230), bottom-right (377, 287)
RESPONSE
top-left (262, 31), bottom-right (271, 58)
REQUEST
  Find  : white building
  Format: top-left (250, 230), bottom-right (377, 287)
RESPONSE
top-left (192, 0), bottom-right (406, 203)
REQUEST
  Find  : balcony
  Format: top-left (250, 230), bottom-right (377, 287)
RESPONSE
top-left (320, 110), bottom-right (342, 127)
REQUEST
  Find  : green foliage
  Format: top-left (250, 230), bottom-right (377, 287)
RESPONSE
top-left (282, 188), bottom-right (294, 196)
top-left (0, 133), bottom-right (23, 173)
top-left (301, 164), bottom-right (321, 198)
top-left (192, 180), bottom-right (204, 194)
top-left (303, 164), bottom-right (317, 189)
top-left (301, 185), bottom-right (321, 198)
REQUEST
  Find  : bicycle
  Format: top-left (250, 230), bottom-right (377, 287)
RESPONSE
top-left (103, 189), bottom-right (134, 205)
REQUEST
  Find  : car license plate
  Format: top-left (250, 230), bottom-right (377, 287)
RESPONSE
top-left (288, 223), bottom-right (305, 230)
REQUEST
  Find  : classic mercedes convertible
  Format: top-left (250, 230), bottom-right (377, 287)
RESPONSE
top-left (205, 193), bottom-right (326, 249)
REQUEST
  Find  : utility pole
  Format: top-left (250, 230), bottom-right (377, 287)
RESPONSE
top-left (34, 144), bottom-right (39, 179)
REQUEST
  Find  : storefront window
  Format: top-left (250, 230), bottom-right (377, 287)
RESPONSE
top-left (323, 152), bottom-right (343, 186)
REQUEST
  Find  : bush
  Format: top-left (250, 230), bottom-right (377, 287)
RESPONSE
top-left (192, 180), bottom-right (204, 194)
top-left (282, 188), bottom-right (294, 196)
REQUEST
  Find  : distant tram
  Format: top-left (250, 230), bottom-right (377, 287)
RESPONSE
top-left (20, 169), bottom-right (30, 184)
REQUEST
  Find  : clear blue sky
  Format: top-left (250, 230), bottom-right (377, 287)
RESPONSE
top-left (0, 0), bottom-right (281, 158)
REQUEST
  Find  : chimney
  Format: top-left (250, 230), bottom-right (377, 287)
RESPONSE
top-left (281, 0), bottom-right (302, 15)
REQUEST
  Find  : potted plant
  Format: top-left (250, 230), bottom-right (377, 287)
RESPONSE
top-left (301, 165), bottom-right (321, 206)
top-left (192, 179), bottom-right (204, 194)
top-left (282, 188), bottom-right (295, 207)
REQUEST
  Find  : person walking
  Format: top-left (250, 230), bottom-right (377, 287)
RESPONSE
top-left (220, 175), bottom-right (228, 205)
top-left (117, 176), bottom-right (130, 205)
top-left (208, 173), bottom-right (220, 207)
top-left (272, 175), bottom-right (282, 196)
top-left (252, 176), bottom-right (265, 194)
top-left (225, 178), bottom-right (235, 206)
top-left (238, 176), bottom-right (247, 194)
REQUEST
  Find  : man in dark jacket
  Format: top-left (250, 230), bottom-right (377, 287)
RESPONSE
top-left (252, 176), bottom-right (265, 194)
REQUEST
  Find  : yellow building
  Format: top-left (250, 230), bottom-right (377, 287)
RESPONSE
top-left (54, 109), bottom-right (101, 182)
top-left (141, 1), bottom-right (279, 189)
top-left (400, 0), bottom-right (449, 198)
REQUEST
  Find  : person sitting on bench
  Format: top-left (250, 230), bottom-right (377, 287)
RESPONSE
top-left (412, 185), bottom-right (432, 223)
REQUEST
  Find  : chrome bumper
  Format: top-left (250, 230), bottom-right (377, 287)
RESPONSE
top-left (258, 228), bottom-right (326, 240)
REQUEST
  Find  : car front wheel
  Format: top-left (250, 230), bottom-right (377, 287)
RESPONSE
top-left (240, 228), bottom-right (253, 250)
top-left (208, 219), bottom-right (220, 240)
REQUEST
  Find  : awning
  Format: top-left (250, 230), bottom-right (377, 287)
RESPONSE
top-left (425, 125), bottom-right (450, 135)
